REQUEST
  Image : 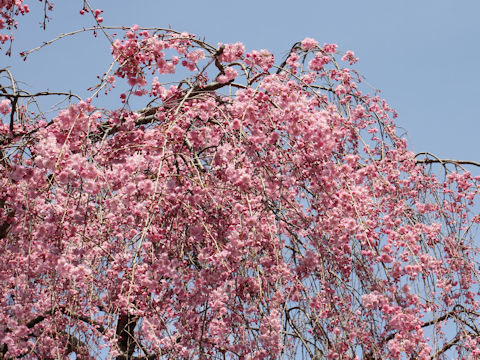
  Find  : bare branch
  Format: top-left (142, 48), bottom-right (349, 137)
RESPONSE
top-left (415, 152), bottom-right (480, 168)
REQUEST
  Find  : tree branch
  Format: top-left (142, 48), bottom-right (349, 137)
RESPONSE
top-left (415, 152), bottom-right (480, 168)
top-left (115, 313), bottom-right (138, 360)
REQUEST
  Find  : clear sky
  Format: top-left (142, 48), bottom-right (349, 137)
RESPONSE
top-left (6, 0), bottom-right (480, 170)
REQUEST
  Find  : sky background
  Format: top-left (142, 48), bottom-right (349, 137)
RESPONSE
top-left (5, 0), bottom-right (480, 170)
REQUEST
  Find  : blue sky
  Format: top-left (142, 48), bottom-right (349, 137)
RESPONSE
top-left (6, 0), bottom-right (480, 166)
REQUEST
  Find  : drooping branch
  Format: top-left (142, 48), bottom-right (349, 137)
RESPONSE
top-left (415, 152), bottom-right (480, 168)
top-left (430, 334), bottom-right (462, 360)
top-left (0, 306), bottom-right (107, 359)
top-left (363, 305), bottom-right (480, 360)
top-left (90, 77), bottom-right (232, 144)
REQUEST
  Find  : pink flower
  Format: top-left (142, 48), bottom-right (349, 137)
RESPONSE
top-left (308, 54), bottom-right (330, 71)
top-left (286, 52), bottom-right (299, 69)
top-left (323, 43), bottom-right (338, 54)
top-left (0, 99), bottom-right (11, 115)
top-left (301, 37), bottom-right (318, 50)
top-left (186, 49), bottom-right (205, 63)
top-left (231, 119), bottom-right (241, 130)
top-left (218, 42), bottom-right (245, 62)
top-left (341, 50), bottom-right (358, 65)
top-left (217, 66), bottom-right (238, 84)
top-left (245, 49), bottom-right (274, 71)
top-left (335, 84), bottom-right (347, 95)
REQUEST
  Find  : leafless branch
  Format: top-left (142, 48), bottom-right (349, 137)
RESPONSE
top-left (415, 152), bottom-right (480, 168)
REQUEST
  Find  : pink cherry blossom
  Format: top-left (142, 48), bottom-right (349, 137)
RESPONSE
top-left (301, 37), bottom-right (318, 50)
top-left (342, 50), bottom-right (359, 64)
top-left (0, 99), bottom-right (11, 114)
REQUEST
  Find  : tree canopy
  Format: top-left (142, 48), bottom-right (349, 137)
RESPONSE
top-left (1, 2), bottom-right (480, 359)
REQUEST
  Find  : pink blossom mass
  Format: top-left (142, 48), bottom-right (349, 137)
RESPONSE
top-left (1, 2), bottom-right (480, 359)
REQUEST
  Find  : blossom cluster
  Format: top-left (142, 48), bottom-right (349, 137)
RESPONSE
top-left (1, 22), bottom-right (480, 360)
top-left (0, 0), bottom-right (30, 44)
